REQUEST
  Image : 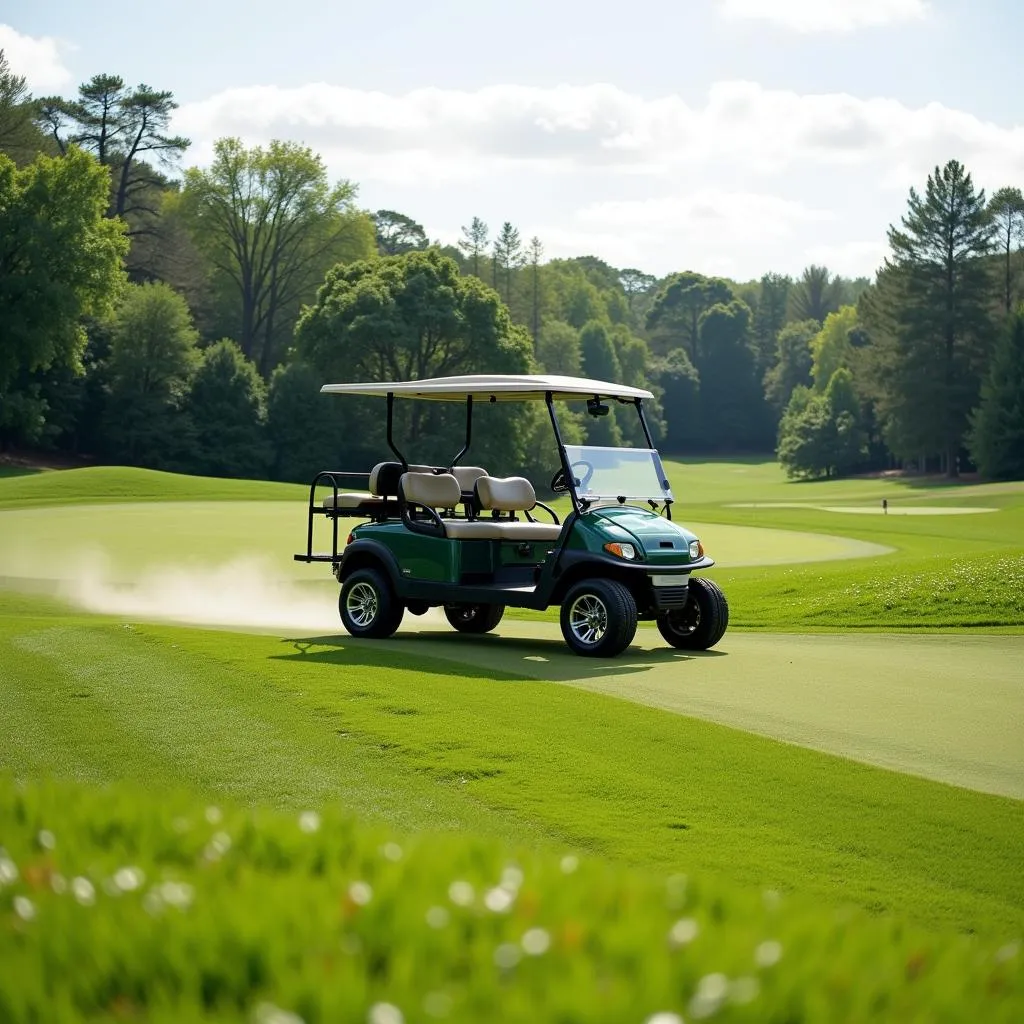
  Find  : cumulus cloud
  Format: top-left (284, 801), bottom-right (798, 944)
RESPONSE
top-left (513, 192), bottom-right (834, 279)
top-left (172, 80), bottom-right (1024, 192)
top-left (717, 0), bottom-right (930, 33)
top-left (0, 24), bottom-right (73, 93)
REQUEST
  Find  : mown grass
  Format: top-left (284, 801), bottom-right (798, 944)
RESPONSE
top-left (2, 776), bottom-right (1021, 1024)
top-left (0, 465), bottom-right (307, 509)
top-left (2, 592), bottom-right (1021, 940)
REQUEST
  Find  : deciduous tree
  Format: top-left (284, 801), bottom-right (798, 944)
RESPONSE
top-left (374, 209), bottom-right (428, 255)
top-left (0, 149), bottom-right (127, 398)
top-left (646, 272), bottom-right (734, 362)
top-left (763, 319), bottom-right (817, 411)
top-left (180, 138), bottom-right (373, 374)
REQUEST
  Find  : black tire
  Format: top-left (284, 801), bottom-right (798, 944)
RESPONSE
top-left (657, 576), bottom-right (729, 650)
top-left (444, 603), bottom-right (506, 633)
top-left (560, 578), bottom-right (638, 658)
top-left (339, 568), bottom-right (405, 639)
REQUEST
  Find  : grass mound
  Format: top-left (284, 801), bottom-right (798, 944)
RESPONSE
top-left (0, 466), bottom-right (305, 509)
top-left (1, 776), bottom-right (1021, 1023)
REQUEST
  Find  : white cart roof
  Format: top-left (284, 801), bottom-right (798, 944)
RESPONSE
top-left (320, 373), bottom-right (653, 402)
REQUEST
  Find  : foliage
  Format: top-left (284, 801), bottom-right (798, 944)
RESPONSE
top-left (763, 319), bottom-right (816, 411)
top-left (578, 320), bottom-right (623, 446)
top-left (266, 361), bottom-right (357, 483)
top-left (751, 272), bottom-right (791, 374)
top-left (535, 320), bottom-right (582, 377)
top-left (0, 149), bottom-right (127, 399)
top-left (38, 72), bottom-right (189, 229)
top-left (866, 160), bottom-right (998, 474)
top-left (969, 307), bottom-right (1024, 480)
top-left (810, 305), bottom-right (859, 389)
top-left (0, 50), bottom-right (48, 164)
top-left (651, 350), bottom-right (701, 452)
top-left (646, 271), bottom-right (735, 361)
top-left (295, 249), bottom-right (540, 471)
top-left (777, 369), bottom-right (867, 479)
top-left (0, 773), bottom-right (1021, 1024)
top-left (789, 265), bottom-right (840, 324)
top-left (695, 300), bottom-right (770, 451)
top-left (182, 340), bottom-right (271, 479)
top-left (989, 187), bottom-right (1024, 312)
top-left (458, 216), bottom-right (489, 278)
top-left (101, 282), bottom-right (199, 466)
top-left (180, 138), bottom-right (373, 375)
top-left (375, 209), bottom-right (428, 255)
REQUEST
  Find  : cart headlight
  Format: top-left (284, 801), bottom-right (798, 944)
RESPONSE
top-left (604, 542), bottom-right (636, 560)
top-left (688, 540), bottom-right (702, 559)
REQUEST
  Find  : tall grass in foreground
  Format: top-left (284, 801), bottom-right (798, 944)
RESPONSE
top-left (1, 777), bottom-right (1020, 1023)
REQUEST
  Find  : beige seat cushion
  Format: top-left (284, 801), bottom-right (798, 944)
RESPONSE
top-left (490, 521), bottom-right (562, 542)
top-left (322, 492), bottom-right (383, 510)
top-left (451, 465), bottom-right (488, 490)
top-left (401, 472), bottom-right (461, 509)
top-left (476, 475), bottom-right (536, 512)
top-left (443, 520), bottom-right (505, 540)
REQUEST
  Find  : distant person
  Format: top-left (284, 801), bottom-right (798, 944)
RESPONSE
top-left (882, 498), bottom-right (888, 514)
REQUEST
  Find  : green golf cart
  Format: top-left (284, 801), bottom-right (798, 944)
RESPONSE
top-left (295, 374), bottom-right (728, 657)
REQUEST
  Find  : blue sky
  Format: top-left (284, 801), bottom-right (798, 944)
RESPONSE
top-left (3, 0), bottom-right (1022, 280)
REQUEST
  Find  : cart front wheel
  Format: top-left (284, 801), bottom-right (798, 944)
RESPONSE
top-left (656, 576), bottom-right (729, 650)
top-left (560, 578), bottom-right (637, 657)
top-left (339, 568), bottom-right (404, 639)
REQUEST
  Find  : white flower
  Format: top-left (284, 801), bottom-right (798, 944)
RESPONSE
top-left (13, 896), bottom-right (35, 921)
top-left (484, 887), bottom-right (514, 913)
top-left (72, 876), bottom-right (95, 906)
top-left (447, 880), bottom-right (474, 907)
top-left (114, 866), bottom-right (145, 892)
top-left (37, 830), bottom-right (56, 850)
top-left (299, 811), bottom-right (321, 834)
top-left (205, 806), bottom-right (222, 824)
top-left (755, 940), bottom-right (782, 968)
top-left (521, 928), bottom-right (551, 956)
top-left (559, 854), bottom-right (579, 874)
top-left (348, 881), bottom-right (372, 906)
top-left (425, 906), bottom-right (449, 929)
top-left (367, 1003), bottom-right (403, 1024)
top-left (669, 917), bottom-right (699, 947)
top-left (381, 842), bottom-right (403, 862)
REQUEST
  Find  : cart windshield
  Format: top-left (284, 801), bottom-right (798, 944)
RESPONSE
top-left (562, 445), bottom-right (674, 503)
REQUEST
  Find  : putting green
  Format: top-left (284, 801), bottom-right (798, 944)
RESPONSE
top-left (0, 501), bottom-right (892, 583)
top-left (310, 620), bottom-right (1024, 801)
top-left (730, 502), bottom-right (997, 515)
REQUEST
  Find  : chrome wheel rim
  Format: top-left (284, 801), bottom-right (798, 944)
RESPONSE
top-left (346, 582), bottom-right (379, 627)
top-left (568, 593), bottom-right (609, 646)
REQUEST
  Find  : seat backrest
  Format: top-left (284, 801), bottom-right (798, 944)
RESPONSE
top-left (370, 462), bottom-right (435, 497)
top-left (475, 475), bottom-right (537, 512)
top-left (401, 471), bottom-right (461, 509)
top-left (451, 465), bottom-right (487, 490)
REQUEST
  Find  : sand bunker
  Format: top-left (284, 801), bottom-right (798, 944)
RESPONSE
top-left (729, 503), bottom-right (997, 515)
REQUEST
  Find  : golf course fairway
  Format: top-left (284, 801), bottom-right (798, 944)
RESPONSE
top-left (279, 622), bottom-right (1024, 801)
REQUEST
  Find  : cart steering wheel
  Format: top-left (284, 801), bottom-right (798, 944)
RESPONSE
top-left (551, 460), bottom-right (595, 494)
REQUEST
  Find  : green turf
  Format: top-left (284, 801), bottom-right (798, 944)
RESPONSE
top-left (2, 591), bottom-right (1021, 940)
top-left (2, 775), bottom-right (1021, 1024)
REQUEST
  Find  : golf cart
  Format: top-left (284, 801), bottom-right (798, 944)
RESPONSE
top-left (294, 374), bottom-right (728, 657)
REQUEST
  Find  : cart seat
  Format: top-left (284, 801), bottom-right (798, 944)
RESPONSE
top-left (322, 461), bottom-right (435, 511)
top-left (475, 476), bottom-right (563, 542)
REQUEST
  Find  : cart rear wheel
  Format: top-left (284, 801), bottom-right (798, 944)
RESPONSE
top-left (560, 578), bottom-right (637, 657)
top-left (444, 603), bottom-right (505, 634)
top-left (657, 576), bottom-right (729, 650)
top-left (339, 568), bottom-right (404, 639)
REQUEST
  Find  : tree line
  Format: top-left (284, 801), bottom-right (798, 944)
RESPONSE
top-left (2, 53), bottom-right (1022, 484)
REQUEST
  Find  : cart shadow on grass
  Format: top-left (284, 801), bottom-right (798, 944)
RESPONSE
top-left (275, 628), bottom-right (726, 685)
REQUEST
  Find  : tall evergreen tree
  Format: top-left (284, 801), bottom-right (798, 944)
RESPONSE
top-left (989, 187), bottom-right (1024, 313)
top-left (872, 160), bottom-right (998, 475)
top-left (458, 216), bottom-right (489, 278)
top-left (493, 221), bottom-right (523, 305)
top-left (526, 236), bottom-right (544, 345)
top-left (968, 306), bottom-right (1024, 480)
top-left (790, 265), bottom-right (839, 324)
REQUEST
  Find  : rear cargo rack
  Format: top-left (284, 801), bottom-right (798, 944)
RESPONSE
top-left (293, 470), bottom-right (369, 563)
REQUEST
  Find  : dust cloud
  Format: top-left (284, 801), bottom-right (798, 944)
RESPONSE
top-left (60, 553), bottom-right (343, 633)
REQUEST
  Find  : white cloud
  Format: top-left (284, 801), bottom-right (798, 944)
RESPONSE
top-left (717, 0), bottom-right (930, 33)
top-left (529, 192), bottom-right (834, 279)
top-left (172, 80), bottom-right (1024, 191)
top-left (0, 24), bottom-right (73, 93)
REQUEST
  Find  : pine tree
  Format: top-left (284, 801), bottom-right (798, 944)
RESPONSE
top-left (969, 307), bottom-right (1024, 480)
top-left (989, 187), bottom-right (1024, 313)
top-left (526, 236), bottom-right (543, 345)
top-left (458, 216), bottom-right (489, 278)
top-left (875, 160), bottom-right (998, 475)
